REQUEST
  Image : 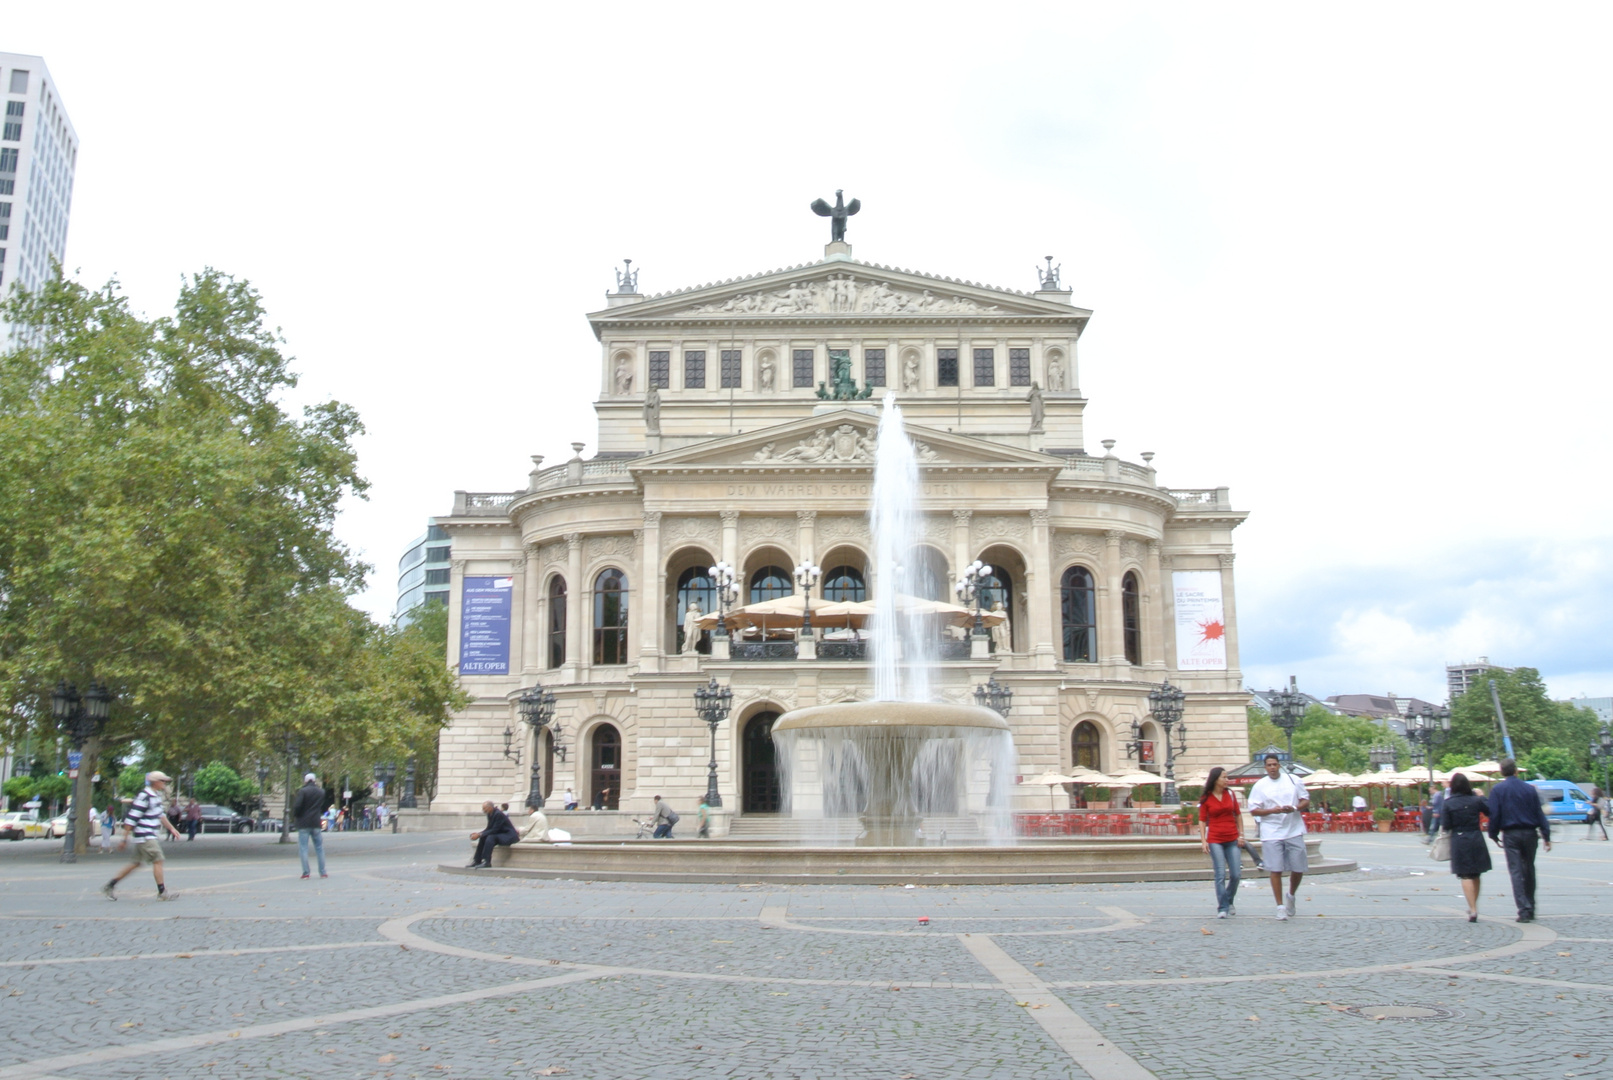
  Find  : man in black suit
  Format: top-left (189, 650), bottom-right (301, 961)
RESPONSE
top-left (1486, 758), bottom-right (1553, 922)
top-left (467, 800), bottom-right (520, 868)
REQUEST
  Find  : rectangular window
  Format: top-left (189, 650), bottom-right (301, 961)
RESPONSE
top-left (647, 350), bottom-right (670, 389)
top-left (424, 568), bottom-right (450, 586)
top-left (864, 348), bottom-right (886, 387)
top-left (8, 71), bottom-right (27, 95)
top-left (973, 348), bottom-right (995, 386)
top-left (0, 225), bottom-right (7, 241)
top-left (937, 348), bottom-right (959, 387)
top-left (1009, 347), bottom-right (1031, 386)
top-left (0, 202), bottom-right (9, 217)
top-left (4, 102), bottom-right (21, 117)
top-left (792, 348), bottom-right (815, 388)
top-left (0, 149), bottom-right (16, 173)
top-left (720, 348), bottom-right (741, 388)
top-left (684, 349), bottom-right (706, 389)
top-left (1, 124), bottom-right (19, 142)
top-left (425, 545), bottom-right (451, 562)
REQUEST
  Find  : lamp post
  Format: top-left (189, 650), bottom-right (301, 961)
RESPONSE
top-left (1590, 726), bottom-right (1612, 795)
top-left (517, 685), bottom-right (559, 809)
top-left (399, 758), bottom-right (418, 810)
top-left (1405, 703), bottom-right (1451, 793)
top-left (954, 560), bottom-right (992, 637)
top-left (373, 762), bottom-right (398, 831)
top-left (50, 680), bottom-right (112, 863)
top-left (255, 763), bottom-right (270, 825)
top-left (973, 676), bottom-right (1013, 717)
top-left (1265, 676), bottom-right (1306, 761)
top-left (501, 725), bottom-right (517, 760)
top-left (708, 562), bottom-right (740, 637)
top-left (693, 676), bottom-right (732, 808)
top-left (279, 736), bottom-right (300, 844)
top-left (793, 562), bottom-right (821, 636)
top-left (1145, 679), bottom-right (1188, 806)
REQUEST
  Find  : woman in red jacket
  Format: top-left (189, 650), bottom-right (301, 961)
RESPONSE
top-left (1199, 766), bottom-right (1246, 918)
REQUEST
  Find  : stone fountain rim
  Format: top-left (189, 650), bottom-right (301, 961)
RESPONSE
top-left (774, 700), bottom-right (1010, 733)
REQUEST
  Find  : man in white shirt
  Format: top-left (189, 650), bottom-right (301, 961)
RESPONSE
top-left (1247, 753), bottom-right (1310, 920)
top-left (1350, 793), bottom-right (1367, 812)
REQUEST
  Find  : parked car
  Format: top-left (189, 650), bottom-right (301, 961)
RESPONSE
top-left (0, 811), bottom-right (47, 840)
top-left (1531, 779), bottom-right (1596, 824)
top-left (47, 813), bottom-right (69, 838)
top-left (195, 804), bottom-right (255, 833)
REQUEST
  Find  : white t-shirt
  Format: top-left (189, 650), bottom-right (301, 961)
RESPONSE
top-left (1248, 773), bottom-right (1309, 841)
top-left (1351, 795), bottom-right (1367, 811)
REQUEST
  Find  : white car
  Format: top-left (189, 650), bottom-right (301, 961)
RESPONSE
top-left (0, 811), bottom-right (49, 840)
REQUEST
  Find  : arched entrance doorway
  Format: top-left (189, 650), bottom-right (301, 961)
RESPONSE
top-left (1072, 720), bottom-right (1101, 770)
top-left (589, 723), bottom-right (621, 809)
top-left (742, 711), bottom-right (782, 813)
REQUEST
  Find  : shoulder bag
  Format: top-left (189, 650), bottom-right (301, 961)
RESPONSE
top-left (1429, 831), bottom-right (1450, 861)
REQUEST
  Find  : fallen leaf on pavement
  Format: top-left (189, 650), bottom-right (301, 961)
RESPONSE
top-left (378, 1054), bottom-right (396, 1064)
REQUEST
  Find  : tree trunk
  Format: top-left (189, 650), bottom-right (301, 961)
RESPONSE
top-left (72, 736), bottom-right (100, 856)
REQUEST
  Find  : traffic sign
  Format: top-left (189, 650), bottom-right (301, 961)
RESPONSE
top-left (67, 752), bottom-right (82, 769)
top-left (68, 768), bottom-right (79, 779)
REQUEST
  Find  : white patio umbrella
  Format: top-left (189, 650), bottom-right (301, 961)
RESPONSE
top-left (818, 595), bottom-right (1007, 629)
top-left (695, 594), bottom-right (838, 633)
top-left (1106, 769), bottom-right (1167, 787)
top-left (1300, 769), bottom-right (1352, 787)
top-left (1023, 772), bottom-right (1079, 810)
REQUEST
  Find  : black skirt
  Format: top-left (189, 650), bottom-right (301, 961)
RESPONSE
top-left (1449, 829), bottom-right (1491, 878)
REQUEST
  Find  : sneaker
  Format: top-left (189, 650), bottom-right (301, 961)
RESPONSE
top-left (319, 873), bottom-right (328, 879)
top-left (1285, 892), bottom-right (1297, 917)
top-left (1275, 906), bottom-right (1288, 921)
top-left (101, 883), bottom-right (117, 901)
top-left (157, 891), bottom-right (177, 901)
top-left (1227, 905), bottom-right (1236, 917)
top-left (301, 873), bottom-right (310, 879)
top-left (1216, 910), bottom-right (1228, 919)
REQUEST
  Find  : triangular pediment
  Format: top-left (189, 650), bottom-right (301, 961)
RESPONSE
top-left (630, 409), bottom-right (1066, 472)
top-left (589, 259), bottom-right (1090, 330)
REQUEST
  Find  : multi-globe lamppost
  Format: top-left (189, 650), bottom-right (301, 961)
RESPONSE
top-left (708, 561), bottom-right (740, 638)
top-left (1590, 726), bottom-right (1612, 795)
top-left (1265, 676), bottom-right (1306, 761)
top-left (954, 559), bottom-right (992, 638)
top-left (973, 677), bottom-right (1013, 717)
top-left (693, 677), bottom-right (732, 808)
top-left (1405, 703), bottom-right (1451, 790)
top-left (50, 680), bottom-right (113, 863)
top-left (793, 562), bottom-right (821, 637)
top-left (1135, 679), bottom-right (1187, 806)
top-left (517, 684), bottom-right (561, 809)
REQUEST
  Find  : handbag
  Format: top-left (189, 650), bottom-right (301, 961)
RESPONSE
top-left (1429, 831), bottom-right (1451, 861)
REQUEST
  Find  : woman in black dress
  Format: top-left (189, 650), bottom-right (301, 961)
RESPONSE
top-left (1442, 771), bottom-right (1491, 921)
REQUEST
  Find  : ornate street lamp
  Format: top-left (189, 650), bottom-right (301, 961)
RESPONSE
top-left (50, 680), bottom-right (113, 863)
top-left (1589, 726), bottom-right (1612, 794)
top-left (794, 562), bottom-right (822, 636)
top-left (373, 762), bottom-right (399, 831)
top-left (1368, 744), bottom-right (1397, 771)
top-left (693, 676), bottom-right (732, 808)
top-left (517, 684), bottom-right (559, 809)
top-left (279, 735), bottom-right (300, 844)
top-left (1405, 703), bottom-right (1451, 790)
top-left (501, 724), bottom-right (517, 760)
top-left (707, 562), bottom-right (740, 637)
top-left (399, 758), bottom-right (418, 810)
top-left (1146, 679), bottom-right (1188, 806)
top-left (973, 676), bottom-right (1013, 717)
top-left (1265, 676), bottom-right (1306, 761)
top-left (954, 560), bottom-right (992, 637)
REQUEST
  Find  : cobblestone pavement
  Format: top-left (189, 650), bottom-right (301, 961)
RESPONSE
top-left (0, 830), bottom-right (1608, 1079)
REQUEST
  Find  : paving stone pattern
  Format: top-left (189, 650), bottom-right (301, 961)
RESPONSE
top-left (0, 831), bottom-right (1607, 1079)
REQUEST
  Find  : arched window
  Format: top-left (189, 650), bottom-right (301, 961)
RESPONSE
top-left (589, 724), bottom-right (620, 810)
top-left (1122, 571), bottom-right (1142, 666)
top-left (979, 568), bottom-right (1012, 650)
top-left (1060, 566), bottom-right (1096, 662)
top-left (547, 576), bottom-right (567, 669)
top-left (748, 565), bottom-right (792, 603)
top-left (1072, 721), bottom-right (1101, 770)
top-left (821, 565), bottom-right (866, 603)
top-left (676, 566), bottom-right (715, 654)
top-left (593, 569), bottom-right (629, 665)
top-left (910, 546), bottom-right (950, 602)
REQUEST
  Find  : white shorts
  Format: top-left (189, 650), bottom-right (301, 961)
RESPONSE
top-left (1260, 835), bottom-right (1307, 873)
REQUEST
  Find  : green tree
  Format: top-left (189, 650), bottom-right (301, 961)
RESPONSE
top-left (0, 270), bottom-right (464, 851)
top-left (32, 774), bottom-right (71, 814)
top-left (194, 761), bottom-right (254, 807)
top-left (1247, 705), bottom-right (1284, 757)
top-left (1446, 669), bottom-right (1599, 772)
top-left (2, 775), bottom-right (34, 809)
top-left (1519, 746), bottom-right (1578, 782)
top-left (1438, 751), bottom-right (1476, 771)
top-left (1290, 706), bottom-right (1409, 775)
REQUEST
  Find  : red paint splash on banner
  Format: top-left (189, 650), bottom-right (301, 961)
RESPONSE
top-left (1196, 618), bottom-right (1225, 644)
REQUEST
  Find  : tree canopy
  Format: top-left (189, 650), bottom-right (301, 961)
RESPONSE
top-left (1445, 668), bottom-right (1599, 775)
top-left (1248, 703), bottom-right (1410, 774)
top-left (0, 270), bottom-right (466, 788)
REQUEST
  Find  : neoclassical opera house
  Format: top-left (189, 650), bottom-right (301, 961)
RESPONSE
top-left (432, 233), bottom-right (1249, 827)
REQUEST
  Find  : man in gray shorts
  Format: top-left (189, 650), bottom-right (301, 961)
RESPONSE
top-left (102, 771), bottom-right (184, 901)
top-left (1247, 753), bottom-right (1310, 920)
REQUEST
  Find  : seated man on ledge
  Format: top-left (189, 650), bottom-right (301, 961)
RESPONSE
top-left (467, 800), bottom-right (520, 868)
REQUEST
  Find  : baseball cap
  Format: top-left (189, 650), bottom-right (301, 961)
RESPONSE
top-left (146, 771), bottom-right (172, 783)
top-left (304, 772), bottom-right (318, 782)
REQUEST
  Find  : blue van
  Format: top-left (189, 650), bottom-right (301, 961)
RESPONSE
top-left (1530, 780), bottom-right (1597, 824)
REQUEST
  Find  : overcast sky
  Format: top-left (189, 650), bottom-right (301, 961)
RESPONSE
top-left (9, 4), bottom-right (1611, 705)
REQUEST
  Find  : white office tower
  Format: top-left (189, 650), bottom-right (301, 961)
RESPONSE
top-left (0, 53), bottom-right (77, 333)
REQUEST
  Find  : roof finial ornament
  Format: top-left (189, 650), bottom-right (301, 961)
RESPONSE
top-left (613, 258), bottom-right (639, 294)
top-left (811, 189), bottom-right (861, 244)
top-left (1037, 255), bottom-right (1062, 291)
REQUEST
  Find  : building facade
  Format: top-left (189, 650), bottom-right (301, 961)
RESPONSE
top-left (395, 523), bottom-right (452, 624)
top-left (433, 240), bottom-right (1250, 820)
top-left (0, 54), bottom-right (76, 316)
top-left (1446, 657), bottom-right (1514, 702)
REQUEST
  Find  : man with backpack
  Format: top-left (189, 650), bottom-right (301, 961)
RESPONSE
top-left (651, 795), bottom-right (679, 839)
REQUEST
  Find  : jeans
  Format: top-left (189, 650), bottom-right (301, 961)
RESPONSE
top-left (1207, 841), bottom-right (1241, 911)
top-left (653, 823), bottom-right (673, 839)
top-left (1501, 829), bottom-right (1539, 916)
top-left (297, 827), bottom-right (326, 876)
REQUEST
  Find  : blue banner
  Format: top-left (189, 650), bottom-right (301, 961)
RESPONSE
top-left (459, 575), bottom-right (514, 675)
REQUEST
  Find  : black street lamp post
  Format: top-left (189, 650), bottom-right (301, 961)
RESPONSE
top-left (955, 560), bottom-right (992, 638)
top-left (973, 677), bottom-right (1013, 717)
top-left (399, 759), bottom-right (418, 810)
top-left (1405, 704), bottom-right (1451, 792)
top-left (708, 562), bottom-right (740, 638)
top-left (1590, 726), bottom-right (1612, 795)
top-left (794, 562), bottom-right (822, 637)
top-left (517, 685), bottom-right (559, 809)
top-left (255, 763), bottom-right (270, 825)
top-left (279, 736), bottom-right (299, 844)
top-left (1145, 679), bottom-right (1188, 806)
top-left (50, 680), bottom-right (112, 863)
top-left (1265, 676), bottom-right (1306, 761)
top-left (373, 762), bottom-right (398, 831)
top-left (693, 677), bottom-right (732, 808)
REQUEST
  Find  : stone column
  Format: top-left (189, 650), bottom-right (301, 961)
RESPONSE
top-left (446, 558), bottom-right (466, 672)
top-left (796, 509), bottom-right (817, 564)
top-left (1100, 530), bottom-right (1126, 668)
top-left (951, 509), bottom-right (972, 587)
top-left (1029, 509), bottom-right (1057, 669)
top-left (1159, 551), bottom-right (1177, 671)
top-left (1144, 541), bottom-right (1167, 670)
top-left (521, 545), bottom-right (543, 674)
top-left (507, 556), bottom-right (527, 678)
top-left (628, 527), bottom-right (644, 664)
top-left (1219, 553), bottom-right (1241, 676)
top-left (640, 512), bottom-right (663, 672)
top-left (720, 510), bottom-right (739, 569)
top-left (564, 533), bottom-right (583, 680)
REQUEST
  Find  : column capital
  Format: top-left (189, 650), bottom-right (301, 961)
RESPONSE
top-left (1218, 552), bottom-right (1236, 567)
top-left (450, 558), bottom-right (468, 572)
top-left (1146, 539), bottom-right (1161, 555)
top-left (564, 532), bottom-right (583, 550)
top-left (1105, 529), bottom-right (1124, 545)
top-left (952, 508), bottom-right (973, 525)
top-left (796, 509), bottom-right (818, 525)
top-left (1029, 509), bottom-right (1050, 527)
top-left (720, 510), bottom-right (740, 526)
top-left (643, 510), bottom-right (663, 528)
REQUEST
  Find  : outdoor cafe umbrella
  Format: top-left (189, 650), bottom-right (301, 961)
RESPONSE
top-left (1462, 760), bottom-right (1504, 774)
top-left (1024, 772), bottom-right (1080, 810)
top-left (818, 595), bottom-right (1008, 630)
top-left (1300, 769), bottom-right (1352, 787)
top-left (1106, 769), bottom-right (1167, 788)
top-left (694, 594), bottom-right (837, 633)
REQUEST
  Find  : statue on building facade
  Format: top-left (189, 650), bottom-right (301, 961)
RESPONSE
top-left (1027, 382), bottom-right (1044, 430)
top-left (810, 189), bottom-right (861, 243)
top-left (1046, 356), bottom-right (1065, 392)
top-left (1037, 256), bottom-right (1061, 291)
top-left (614, 258), bottom-right (639, 294)
top-left (759, 354), bottom-right (776, 392)
top-left (615, 360), bottom-right (633, 395)
top-left (644, 386), bottom-right (661, 434)
top-left (991, 602), bottom-right (1012, 653)
top-left (816, 350), bottom-right (873, 401)
top-left (681, 601), bottom-right (703, 654)
top-left (902, 353), bottom-right (920, 391)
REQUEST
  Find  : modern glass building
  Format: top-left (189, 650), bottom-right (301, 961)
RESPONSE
top-left (0, 54), bottom-right (77, 330)
top-left (395, 523), bottom-right (451, 624)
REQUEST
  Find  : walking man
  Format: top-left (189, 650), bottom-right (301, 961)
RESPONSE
top-left (1486, 758), bottom-right (1551, 921)
top-left (1248, 753), bottom-right (1310, 920)
top-left (184, 798), bottom-right (202, 841)
top-left (651, 795), bottom-right (679, 839)
top-left (468, 800), bottom-right (520, 868)
top-left (102, 771), bottom-right (183, 901)
top-left (291, 773), bottom-right (329, 879)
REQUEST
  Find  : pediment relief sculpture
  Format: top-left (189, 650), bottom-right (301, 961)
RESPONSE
top-left (749, 424), bottom-right (946, 464)
top-left (684, 274), bottom-right (1002, 317)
